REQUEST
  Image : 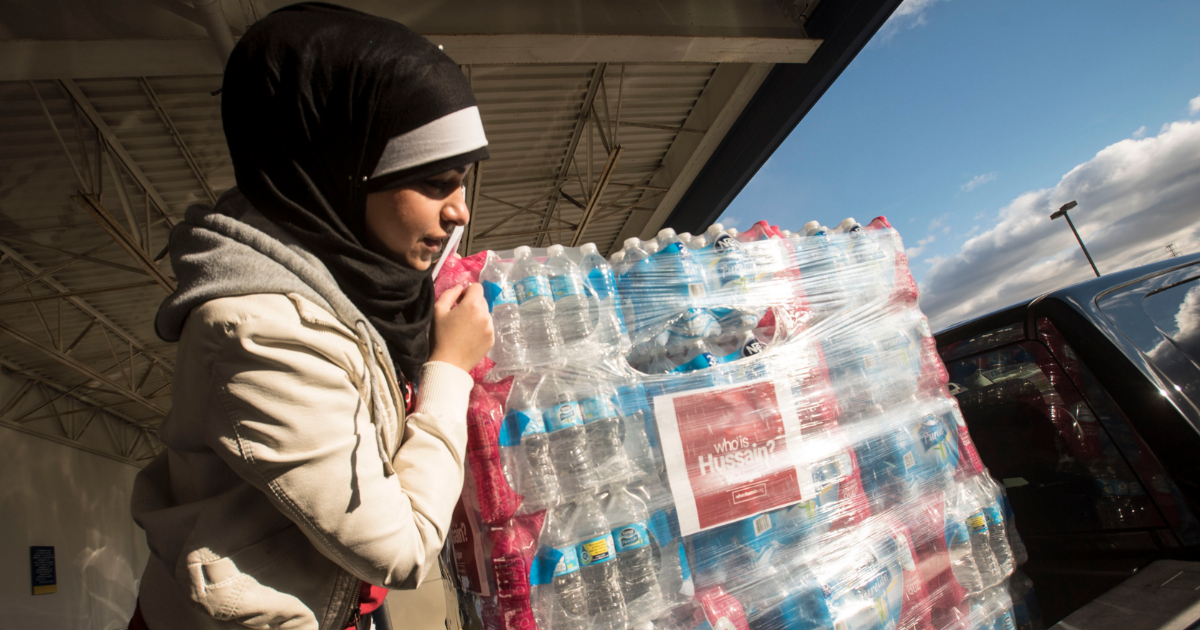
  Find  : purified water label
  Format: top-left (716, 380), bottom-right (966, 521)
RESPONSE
top-left (553, 546), bottom-right (580, 576)
top-left (614, 522), bottom-right (651, 552)
top-left (481, 280), bottom-right (516, 312)
top-left (515, 275), bottom-right (551, 304)
top-left (578, 534), bottom-right (616, 566)
top-left (982, 504), bottom-right (1003, 528)
top-left (543, 402), bottom-right (583, 431)
top-left (498, 409), bottom-right (545, 446)
top-left (550, 274), bottom-right (585, 300)
top-left (581, 396), bottom-right (618, 423)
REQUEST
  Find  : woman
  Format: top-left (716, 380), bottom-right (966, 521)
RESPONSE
top-left (129, 4), bottom-right (493, 629)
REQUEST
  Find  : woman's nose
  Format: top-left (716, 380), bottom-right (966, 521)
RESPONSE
top-left (443, 188), bottom-right (469, 227)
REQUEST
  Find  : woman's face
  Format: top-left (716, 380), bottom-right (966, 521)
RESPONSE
top-left (364, 167), bottom-right (470, 270)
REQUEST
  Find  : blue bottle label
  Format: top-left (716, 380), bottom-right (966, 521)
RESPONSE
top-left (581, 396), bottom-right (618, 423)
top-left (678, 542), bottom-right (691, 582)
top-left (613, 522), bottom-right (651, 552)
top-left (530, 545), bottom-right (579, 583)
top-left (550, 274), bottom-right (585, 300)
top-left (544, 402), bottom-right (583, 431)
top-left (945, 520), bottom-right (970, 546)
top-left (578, 534), bottom-right (617, 566)
top-left (673, 353), bottom-right (719, 373)
top-left (966, 512), bottom-right (988, 534)
top-left (500, 409), bottom-right (545, 447)
top-left (554, 545), bottom-right (581, 576)
top-left (982, 504), bottom-right (1003, 528)
top-left (481, 280), bottom-right (516, 312)
top-left (587, 268), bottom-right (616, 300)
top-left (648, 509), bottom-right (674, 545)
top-left (514, 275), bottom-right (551, 304)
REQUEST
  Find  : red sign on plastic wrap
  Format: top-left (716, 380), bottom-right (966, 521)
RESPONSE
top-left (654, 379), bottom-right (810, 536)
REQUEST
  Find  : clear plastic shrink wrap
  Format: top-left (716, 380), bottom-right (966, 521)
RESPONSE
top-left (444, 218), bottom-right (1039, 630)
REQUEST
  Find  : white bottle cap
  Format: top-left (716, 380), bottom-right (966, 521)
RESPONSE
top-left (644, 241), bottom-right (660, 254)
top-left (692, 235), bottom-right (708, 249)
top-left (804, 220), bottom-right (820, 232)
top-left (580, 243), bottom-right (598, 256)
top-left (678, 232), bottom-right (692, 241)
top-left (547, 244), bottom-right (565, 256)
top-left (657, 228), bottom-right (677, 243)
top-left (706, 223), bottom-right (724, 238)
top-left (514, 245), bottom-right (532, 257)
top-left (624, 237), bottom-right (642, 251)
top-left (837, 218), bottom-right (858, 232)
top-left (727, 228), bottom-right (739, 238)
top-left (610, 250), bottom-right (625, 264)
top-left (780, 230), bottom-right (792, 238)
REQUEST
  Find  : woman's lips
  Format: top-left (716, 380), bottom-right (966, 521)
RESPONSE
top-left (423, 237), bottom-right (443, 251)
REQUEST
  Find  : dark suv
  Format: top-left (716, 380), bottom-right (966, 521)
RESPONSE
top-left (934, 253), bottom-right (1200, 625)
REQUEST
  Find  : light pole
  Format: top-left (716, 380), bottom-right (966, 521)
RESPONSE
top-left (1049, 200), bottom-right (1101, 277)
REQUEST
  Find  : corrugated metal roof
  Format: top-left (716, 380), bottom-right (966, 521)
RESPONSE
top-left (0, 58), bottom-right (733, 464)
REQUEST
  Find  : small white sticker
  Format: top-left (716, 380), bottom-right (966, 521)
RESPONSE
top-left (903, 451), bottom-right (915, 470)
top-left (753, 513), bottom-right (773, 537)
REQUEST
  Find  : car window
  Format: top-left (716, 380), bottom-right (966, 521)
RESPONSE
top-left (1098, 264), bottom-right (1200, 417)
top-left (943, 341), bottom-right (1165, 535)
top-left (1144, 279), bottom-right (1200, 371)
top-left (1037, 318), bottom-right (1200, 544)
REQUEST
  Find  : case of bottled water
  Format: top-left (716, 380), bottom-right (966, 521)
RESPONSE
top-left (442, 217), bottom-right (1034, 630)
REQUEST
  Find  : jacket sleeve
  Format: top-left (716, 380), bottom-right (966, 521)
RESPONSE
top-left (204, 313), bottom-right (471, 589)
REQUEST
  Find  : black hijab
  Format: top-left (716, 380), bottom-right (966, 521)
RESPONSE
top-left (221, 3), bottom-right (488, 384)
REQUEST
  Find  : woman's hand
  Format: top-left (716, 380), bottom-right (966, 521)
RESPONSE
top-left (428, 283), bottom-right (494, 373)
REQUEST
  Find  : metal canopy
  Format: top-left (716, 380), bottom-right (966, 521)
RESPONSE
top-left (0, 0), bottom-right (898, 465)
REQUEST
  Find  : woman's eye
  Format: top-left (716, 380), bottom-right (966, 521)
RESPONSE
top-left (425, 180), bottom-right (456, 194)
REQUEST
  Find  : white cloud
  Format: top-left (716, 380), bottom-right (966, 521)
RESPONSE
top-left (928, 213), bottom-right (949, 231)
top-left (942, 225), bottom-right (952, 235)
top-left (1133, 125), bottom-right (1147, 139)
top-left (919, 118), bottom-right (1200, 330)
top-left (905, 235), bottom-right (936, 259)
top-left (876, 0), bottom-right (949, 41)
top-left (719, 215), bottom-right (742, 229)
top-left (1190, 95), bottom-right (1200, 115)
top-left (961, 172), bottom-right (998, 192)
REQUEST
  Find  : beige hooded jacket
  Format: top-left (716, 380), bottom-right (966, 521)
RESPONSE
top-left (132, 190), bottom-right (471, 629)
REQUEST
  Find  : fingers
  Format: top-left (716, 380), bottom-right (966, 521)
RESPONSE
top-left (434, 283), bottom-right (467, 313)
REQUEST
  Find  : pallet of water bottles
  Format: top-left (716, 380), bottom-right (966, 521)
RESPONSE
top-left (440, 217), bottom-right (1045, 630)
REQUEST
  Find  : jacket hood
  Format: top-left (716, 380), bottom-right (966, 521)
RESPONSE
top-left (156, 188), bottom-right (405, 475)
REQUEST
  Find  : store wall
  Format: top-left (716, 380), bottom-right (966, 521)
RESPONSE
top-left (0, 419), bottom-right (148, 628)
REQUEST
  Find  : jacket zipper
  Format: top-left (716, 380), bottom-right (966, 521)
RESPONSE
top-left (342, 581), bottom-right (363, 629)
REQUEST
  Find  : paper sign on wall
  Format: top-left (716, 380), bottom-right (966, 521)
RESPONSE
top-left (653, 378), bottom-right (812, 536)
top-left (30, 546), bottom-right (56, 595)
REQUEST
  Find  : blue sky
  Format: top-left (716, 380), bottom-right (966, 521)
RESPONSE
top-left (718, 0), bottom-right (1200, 328)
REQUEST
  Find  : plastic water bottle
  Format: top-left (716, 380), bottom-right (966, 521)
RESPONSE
top-left (970, 474), bottom-right (1016, 576)
top-left (582, 384), bottom-right (631, 483)
top-left (540, 374), bottom-right (596, 497)
top-left (952, 479), bottom-right (1002, 591)
top-left (504, 376), bottom-right (559, 510)
top-left (479, 252), bottom-right (527, 369)
top-left (573, 494), bottom-right (628, 630)
top-left (946, 480), bottom-right (986, 594)
top-left (537, 503), bottom-right (588, 630)
top-left (581, 243), bottom-right (629, 348)
top-left (546, 244), bottom-right (593, 343)
top-left (605, 484), bottom-right (665, 623)
top-left (512, 246), bottom-right (563, 358)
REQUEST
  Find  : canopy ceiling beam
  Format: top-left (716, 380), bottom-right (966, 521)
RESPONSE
top-left (72, 194), bottom-right (177, 293)
top-left (57, 79), bottom-right (177, 228)
top-left (0, 243), bottom-right (175, 369)
top-left (536, 62), bottom-right (607, 247)
top-left (0, 355), bottom-right (148, 431)
top-left (0, 36), bottom-right (821, 81)
top-left (570, 147), bottom-right (624, 248)
top-left (0, 321), bottom-right (168, 419)
top-left (138, 77), bottom-right (220, 205)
